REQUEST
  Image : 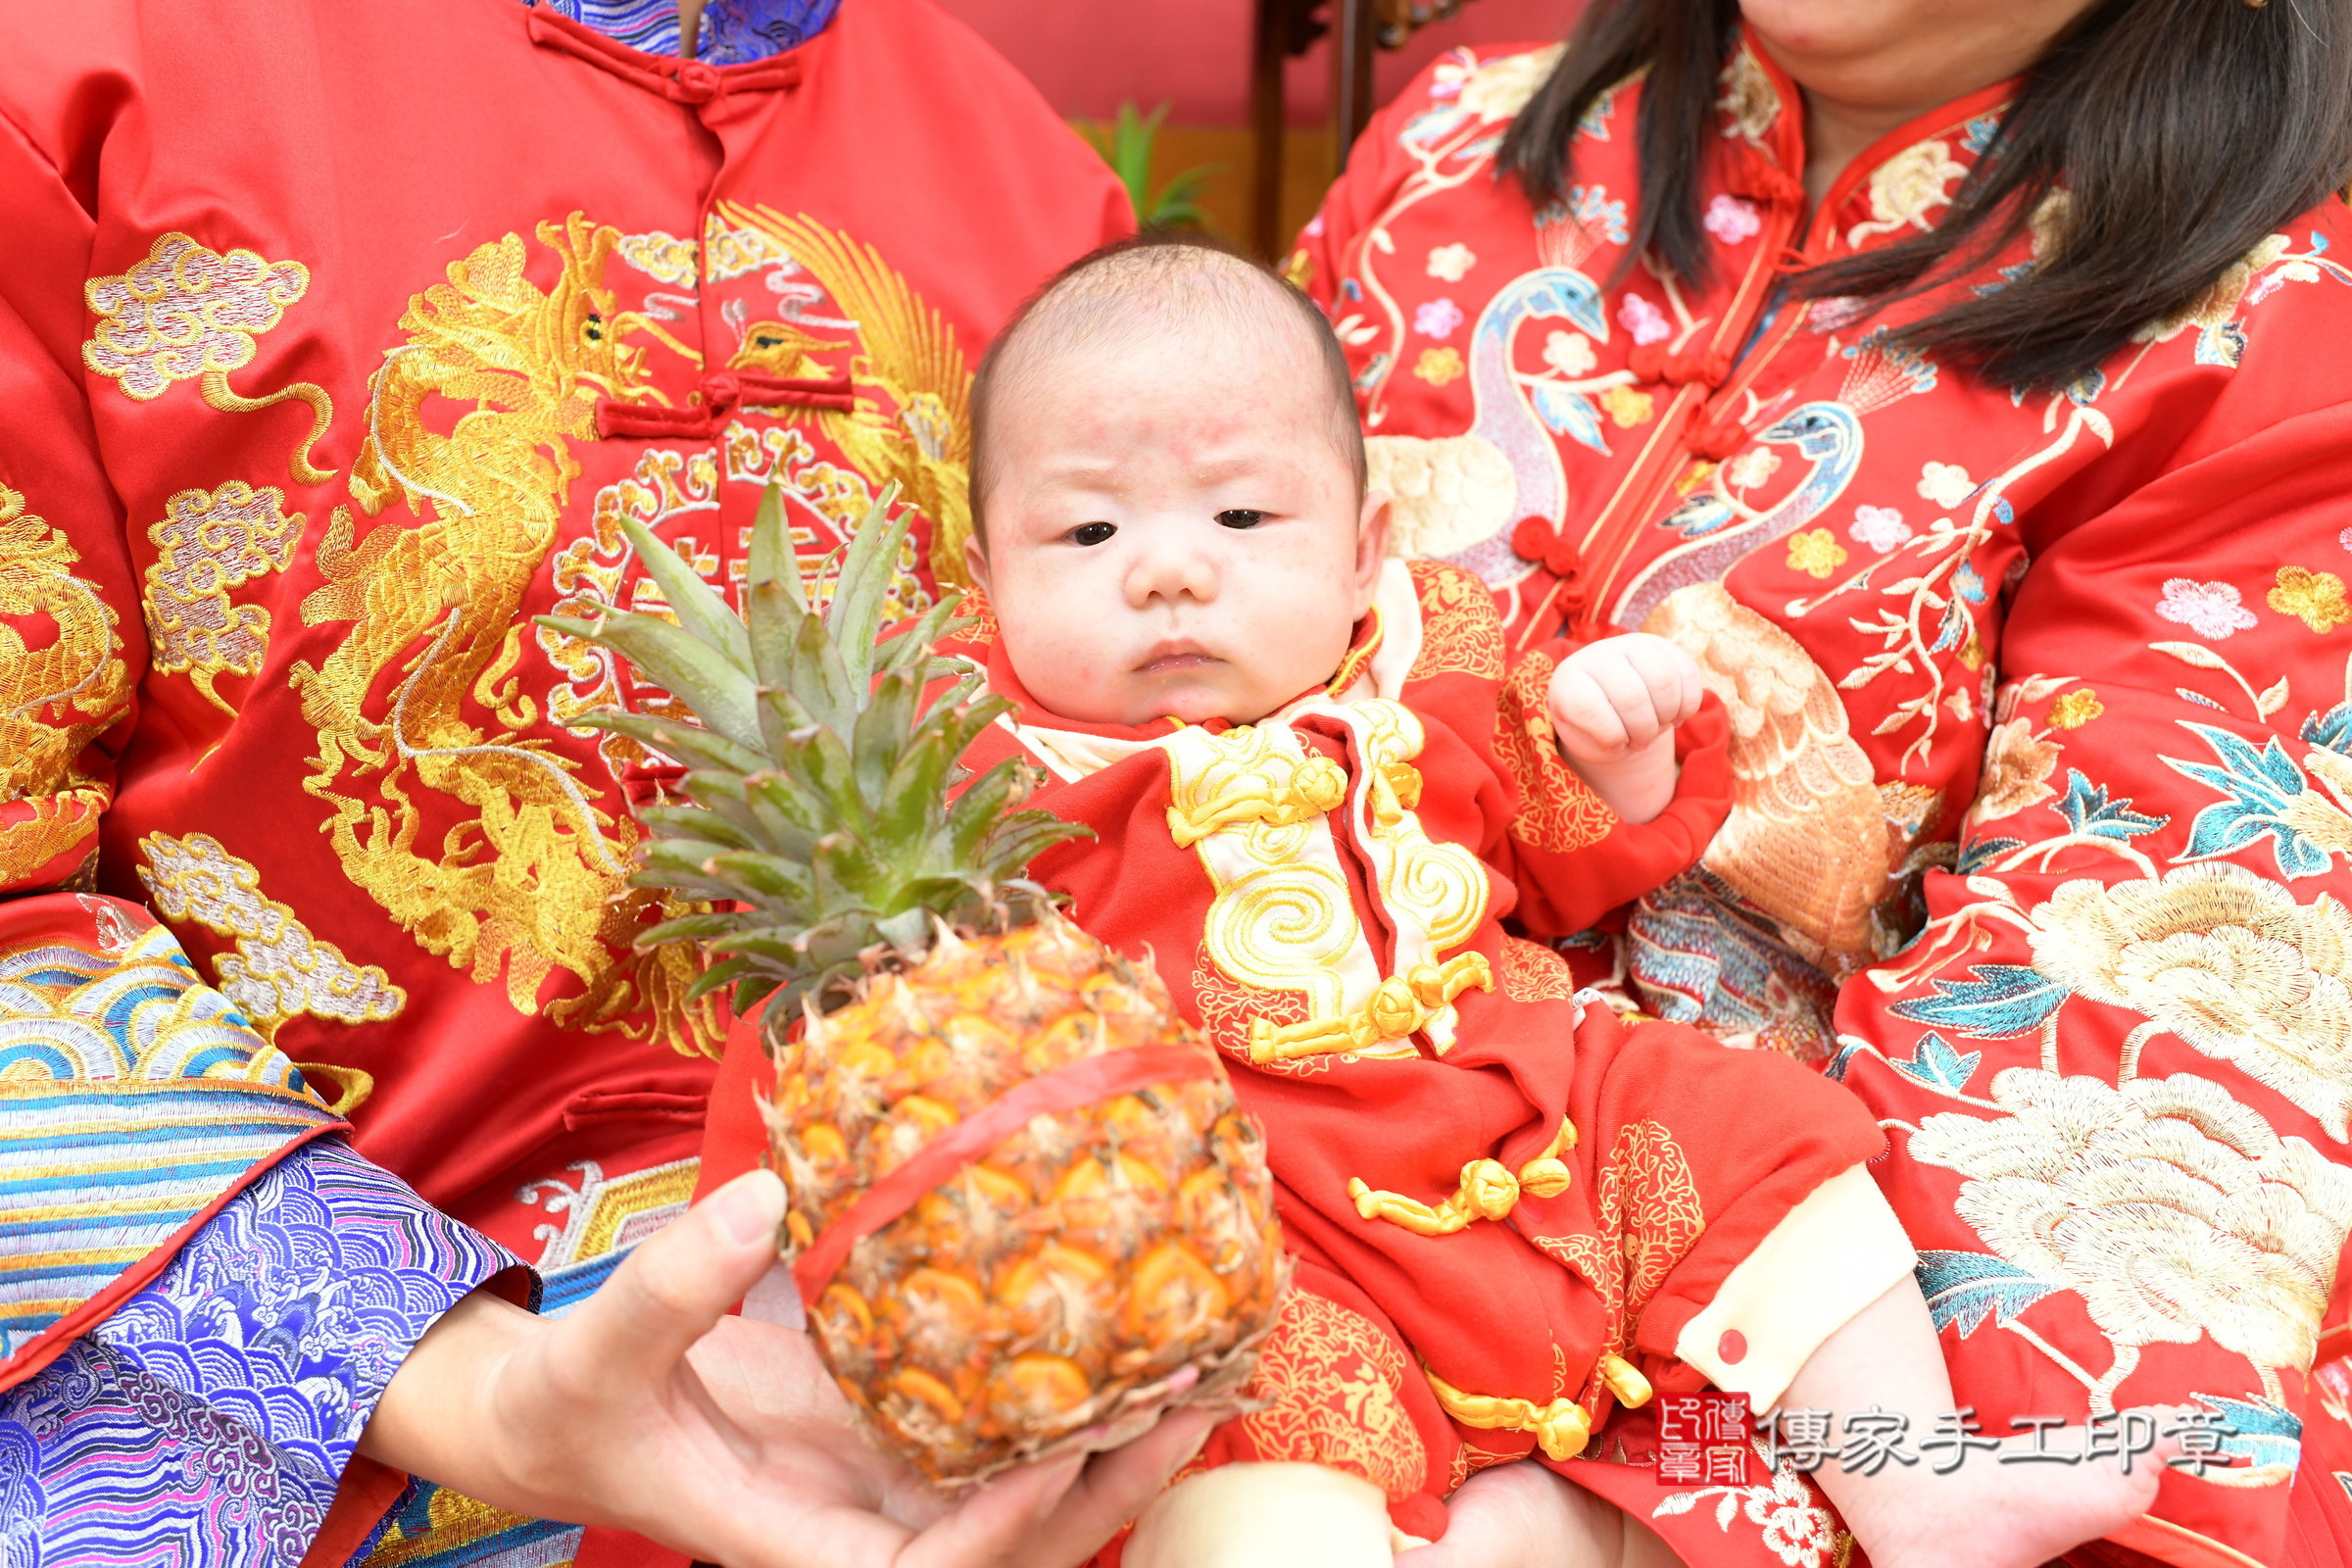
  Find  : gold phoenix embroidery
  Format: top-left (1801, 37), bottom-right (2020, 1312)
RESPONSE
top-left (142, 482), bottom-right (305, 714)
top-left (286, 214), bottom-right (717, 1054)
top-left (82, 233), bottom-right (337, 485)
top-left (713, 205), bottom-right (975, 587)
top-left (138, 832), bottom-right (406, 1042)
top-left (0, 483), bottom-right (127, 887)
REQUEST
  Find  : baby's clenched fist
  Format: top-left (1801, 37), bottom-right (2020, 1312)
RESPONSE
top-left (1544, 633), bottom-right (1705, 824)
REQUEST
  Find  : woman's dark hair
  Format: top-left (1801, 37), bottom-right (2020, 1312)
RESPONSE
top-left (1496, 0), bottom-right (2352, 389)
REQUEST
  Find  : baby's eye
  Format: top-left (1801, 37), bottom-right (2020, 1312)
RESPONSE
top-left (1071, 521), bottom-right (1116, 546)
top-left (1215, 510), bottom-right (1265, 529)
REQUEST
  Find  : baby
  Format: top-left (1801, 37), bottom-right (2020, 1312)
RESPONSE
top-left (947, 235), bottom-right (2161, 1568)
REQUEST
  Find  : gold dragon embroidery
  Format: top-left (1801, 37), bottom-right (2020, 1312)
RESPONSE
top-left (0, 484), bottom-right (129, 887)
top-left (287, 214), bottom-right (716, 1053)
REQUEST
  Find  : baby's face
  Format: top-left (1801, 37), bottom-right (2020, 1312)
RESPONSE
top-left (966, 319), bottom-right (1387, 728)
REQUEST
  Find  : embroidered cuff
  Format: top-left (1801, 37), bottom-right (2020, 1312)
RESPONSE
top-left (1672, 1163), bottom-right (1916, 1412)
top-left (0, 1137), bottom-right (518, 1565)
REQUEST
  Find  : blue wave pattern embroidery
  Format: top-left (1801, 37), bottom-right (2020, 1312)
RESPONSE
top-left (0, 924), bottom-right (341, 1358)
top-left (526, 0), bottom-right (842, 64)
top-left (0, 1137), bottom-right (516, 1564)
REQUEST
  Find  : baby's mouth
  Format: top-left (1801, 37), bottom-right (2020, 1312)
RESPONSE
top-left (1137, 642), bottom-right (1218, 677)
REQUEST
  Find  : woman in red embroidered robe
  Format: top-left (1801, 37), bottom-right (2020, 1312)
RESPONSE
top-left (1288, 1), bottom-right (2352, 1564)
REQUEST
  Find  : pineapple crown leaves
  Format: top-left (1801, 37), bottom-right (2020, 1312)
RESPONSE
top-left (532, 480), bottom-right (1091, 1018)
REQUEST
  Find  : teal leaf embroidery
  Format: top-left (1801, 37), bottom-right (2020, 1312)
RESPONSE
top-left (1529, 381), bottom-right (1610, 455)
top-left (2190, 1394), bottom-right (2302, 1473)
top-left (1916, 1250), bottom-right (2059, 1337)
top-left (1890, 1031), bottom-right (1982, 1096)
top-left (1888, 964), bottom-right (2069, 1039)
top-left (2162, 721), bottom-right (2334, 879)
top-left (1957, 836), bottom-right (2024, 873)
top-left (2304, 701), bottom-right (2352, 755)
top-left (2056, 770), bottom-right (2169, 842)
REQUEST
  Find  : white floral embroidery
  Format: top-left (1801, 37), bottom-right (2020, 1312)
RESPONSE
top-left (1425, 243), bottom-right (1476, 282)
top-left (1917, 462), bottom-right (1975, 509)
top-left (1653, 1445), bottom-right (1850, 1568)
top-left (1808, 296), bottom-right (1868, 333)
top-left (1543, 330), bottom-right (1596, 377)
top-left (1912, 1065), bottom-right (2352, 1406)
top-left (1848, 505), bottom-right (1912, 554)
top-left (1724, 448), bottom-right (1781, 490)
top-left (2154, 578), bottom-right (2259, 640)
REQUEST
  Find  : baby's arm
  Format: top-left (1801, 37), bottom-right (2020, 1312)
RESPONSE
top-left (1544, 633), bottom-right (1706, 824)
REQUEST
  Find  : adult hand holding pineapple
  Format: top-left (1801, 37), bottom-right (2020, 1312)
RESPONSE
top-left (359, 1166), bottom-right (1227, 1567)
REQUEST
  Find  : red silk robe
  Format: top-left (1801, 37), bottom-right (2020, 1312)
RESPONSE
top-left (1292, 27), bottom-right (2352, 1568)
top-left (0, 2), bottom-right (1124, 1560)
top-left (702, 559), bottom-right (1900, 1545)
top-left (0, 0), bottom-right (1124, 1268)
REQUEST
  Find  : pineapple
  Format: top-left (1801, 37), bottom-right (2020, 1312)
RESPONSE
top-left (536, 485), bottom-right (1284, 1484)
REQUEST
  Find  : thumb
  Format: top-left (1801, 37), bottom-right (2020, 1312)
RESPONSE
top-left (557, 1168), bottom-right (787, 1385)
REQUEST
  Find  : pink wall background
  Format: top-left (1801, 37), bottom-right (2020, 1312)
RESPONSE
top-left (933, 0), bottom-right (1579, 125)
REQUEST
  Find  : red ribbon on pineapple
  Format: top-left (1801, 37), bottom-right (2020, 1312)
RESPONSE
top-left (788, 1046), bottom-right (1224, 1301)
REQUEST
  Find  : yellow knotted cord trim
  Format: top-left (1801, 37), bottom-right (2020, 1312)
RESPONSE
top-left (1424, 1366), bottom-right (1592, 1460)
top-left (1347, 1117), bottom-right (1577, 1236)
top-left (1166, 754), bottom-right (1349, 849)
top-left (1248, 952), bottom-right (1494, 1063)
top-left (1597, 1351), bottom-right (1653, 1407)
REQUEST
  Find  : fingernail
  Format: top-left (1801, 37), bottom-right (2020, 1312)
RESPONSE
top-left (710, 1168), bottom-right (788, 1246)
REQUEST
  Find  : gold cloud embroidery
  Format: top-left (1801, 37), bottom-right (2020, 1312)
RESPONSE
top-left (138, 831), bottom-right (405, 1042)
top-left (142, 482), bottom-right (305, 714)
top-left (82, 233), bottom-right (336, 485)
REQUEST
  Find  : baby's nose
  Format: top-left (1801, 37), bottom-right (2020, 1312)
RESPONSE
top-left (1125, 540), bottom-right (1219, 606)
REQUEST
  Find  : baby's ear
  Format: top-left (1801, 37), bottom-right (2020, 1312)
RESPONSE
top-left (961, 531), bottom-right (992, 594)
top-left (1352, 489), bottom-right (1393, 609)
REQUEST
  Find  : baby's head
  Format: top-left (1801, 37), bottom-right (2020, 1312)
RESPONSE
top-left (963, 234), bottom-right (1387, 727)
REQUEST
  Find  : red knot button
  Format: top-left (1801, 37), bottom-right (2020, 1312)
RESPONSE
top-left (673, 60), bottom-right (722, 102)
top-left (1717, 1330), bottom-right (1747, 1365)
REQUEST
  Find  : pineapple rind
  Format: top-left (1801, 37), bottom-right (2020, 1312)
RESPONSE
top-left (769, 911), bottom-right (1284, 1485)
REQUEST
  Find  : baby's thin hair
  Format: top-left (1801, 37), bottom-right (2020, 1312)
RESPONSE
top-left (967, 232), bottom-right (1367, 540)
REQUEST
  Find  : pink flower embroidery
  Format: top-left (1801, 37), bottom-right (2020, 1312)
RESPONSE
top-left (1703, 195), bottom-right (1762, 245)
top-left (1848, 505), bottom-right (1912, 554)
top-left (2155, 578), bottom-right (2259, 640)
top-left (2338, 523), bottom-right (2352, 553)
top-left (1618, 293), bottom-right (1670, 346)
top-left (1414, 297), bottom-right (1465, 339)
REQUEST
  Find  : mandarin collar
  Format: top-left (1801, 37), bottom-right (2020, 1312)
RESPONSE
top-left (522, 0), bottom-right (839, 67)
top-left (1720, 23), bottom-right (2023, 263)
